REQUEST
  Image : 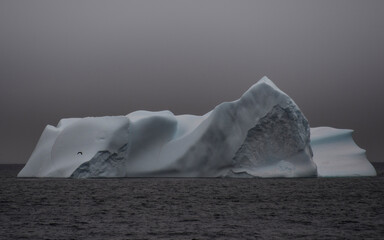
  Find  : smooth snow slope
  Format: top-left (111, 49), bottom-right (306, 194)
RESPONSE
top-left (17, 77), bottom-right (375, 178)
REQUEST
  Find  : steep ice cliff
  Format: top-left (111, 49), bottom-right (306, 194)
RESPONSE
top-left (310, 127), bottom-right (376, 177)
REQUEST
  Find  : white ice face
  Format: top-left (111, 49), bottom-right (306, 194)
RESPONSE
top-left (18, 77), bottom-right (376, 178)
top-left (18, 117), bottom-right (130, 177)
top-left (310, 127), bottom-right (376, 177)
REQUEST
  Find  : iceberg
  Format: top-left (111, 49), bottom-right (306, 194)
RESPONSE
top-left (17, 77), bottom-right (376, 178)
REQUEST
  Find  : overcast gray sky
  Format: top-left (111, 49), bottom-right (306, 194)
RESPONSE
top-left (1, 0), bottom-right (383, 164)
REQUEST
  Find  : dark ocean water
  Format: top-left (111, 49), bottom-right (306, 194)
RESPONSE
top-left (1, 164), bottom-right (383, 240)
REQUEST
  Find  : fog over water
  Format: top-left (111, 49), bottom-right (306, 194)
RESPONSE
top-left (1, 0), bottom-right (383, 163)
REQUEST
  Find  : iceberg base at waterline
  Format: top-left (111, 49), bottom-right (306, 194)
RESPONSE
top-left (17, 77), bottom-right (376, 178)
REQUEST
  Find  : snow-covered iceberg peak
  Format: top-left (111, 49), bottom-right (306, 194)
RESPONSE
top-left (18, 77), bottom-right (375, 178)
